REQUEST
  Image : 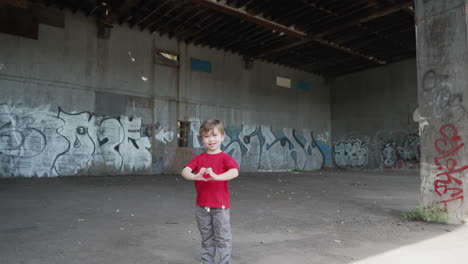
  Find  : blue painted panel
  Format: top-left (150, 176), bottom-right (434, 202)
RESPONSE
top-left (296, 81), bottom-right (311, 92)
top-left (191, 58), bottom-right (211, 73)
top-left (317, 141), bottom-right (333, 167)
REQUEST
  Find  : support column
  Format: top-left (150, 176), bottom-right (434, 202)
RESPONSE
top-left (416, 0), bottom-right (468, 223)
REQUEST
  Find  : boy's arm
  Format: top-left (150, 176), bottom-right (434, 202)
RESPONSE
top-left (181, 166), bottom-right (207, 181)
top-left (206, 168), bottom-right (239, 181)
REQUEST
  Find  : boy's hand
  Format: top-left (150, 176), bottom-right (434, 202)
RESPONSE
top-left (206, 168), bottom-right (219, 180)
top-left (194, 167), bottom-right (208, 181)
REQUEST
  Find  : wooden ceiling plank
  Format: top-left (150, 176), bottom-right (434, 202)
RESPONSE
top-left (176, 9), bottom-right (216, 40)
top-left (230, 23), bottom-right (266, 41)
top-left (221, 24), bottom-right (263, 50)
top-left (210, 20), bottom-right (255, 48)
top-left (357, 24), bottom-right (415, 51)
top-left (188, 0), bottom-right (307, 38)
top-left (185, 14), bottom-right (228, 43)
top-left (117, 0), bottom-right (148, 24)
top-left (191, 16), bottom-right (243, 47)
top-left (240, 33), bottom-right (288, 54)
top-left (272, 5), bottom-right (313, 28)
top-left (151, 3), bottom-right (194, 33)
top-left (244, 0), bottom-right (268, 16)
top-left (180, 0), bottom-right (387, 65)
top-left (32, 0), bottom-right (415, 76)
top-left (145, 1), bottom-right (188, 32)
top-left (315, 0), bottom-right (414, 38)
top-left (133, 0), bottom-right (174, 28)
top-left (331, 0), bottom-right (375, 15)
top-left (192, 17), bottom-right (236, 45)
top-left (306, 2), bottom-right (373, 31)
top-left (169, 8), bottom-right (208, 37)
top-left (311, 37), bottom-right (386, 64)
top-left (255, 0), bottom-right (413, 62)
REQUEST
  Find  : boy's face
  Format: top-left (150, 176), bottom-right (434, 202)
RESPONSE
top-left (201, 127), bottom-right (225, 153)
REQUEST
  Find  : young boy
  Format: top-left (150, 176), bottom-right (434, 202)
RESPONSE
top-left (181, 119), bottom-right (239, 264)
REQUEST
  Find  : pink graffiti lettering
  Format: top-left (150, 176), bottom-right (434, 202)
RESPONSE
top-left (434, 124), bottom-right (464, 167)
top-left (433, 124), bottom-right (466, 207)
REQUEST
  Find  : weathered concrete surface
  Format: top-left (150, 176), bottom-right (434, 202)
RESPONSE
top-left (1, 170), bottom-right (466, 264)
top-left (0, 7), bottom-right (332, 177)
top-left (415, 0), bottom-right (468, 223)
top-left (331, 59), bottom-right (419, 170)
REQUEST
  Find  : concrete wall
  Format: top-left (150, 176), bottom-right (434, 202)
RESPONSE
top-left (331, 59), bottom-right (420, 169)
top-left (415, 0), bottom-right (468, 223)
top-left (0, 7), bottom-right (331, 177)
top-left (170, 45), bottom-right (332, 172)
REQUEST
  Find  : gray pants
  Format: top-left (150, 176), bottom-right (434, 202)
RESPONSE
top-left (195, 206), bottom-right (232, 264)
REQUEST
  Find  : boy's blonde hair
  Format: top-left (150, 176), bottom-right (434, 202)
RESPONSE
top-left (199, 119), bottom-right (225, 137)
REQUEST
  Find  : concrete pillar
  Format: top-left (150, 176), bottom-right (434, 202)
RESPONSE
top-left (416, 0), bottom-right (468, 223)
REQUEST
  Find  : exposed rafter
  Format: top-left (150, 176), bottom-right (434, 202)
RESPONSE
top-left (315, 0), bottom-right (414, 39)
top-left (188, 0), bottom-right (307, 38)
top-left (132, 0), bottom-right (174, 28)
top-left (29, 0), bottom-right (416, 77)
top-left (189, 0), bottom-right (389, 65)
top-left (256, 0), bottom-right (414, 59)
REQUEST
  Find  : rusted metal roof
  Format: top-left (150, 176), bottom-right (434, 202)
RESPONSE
top-left (32, 0), bottom-right (415, 76)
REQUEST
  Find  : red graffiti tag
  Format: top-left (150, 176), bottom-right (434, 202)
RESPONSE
top-left (434, 124), bottom-right (464, 167)
top-left (433, 124), bottom-right (466, 207)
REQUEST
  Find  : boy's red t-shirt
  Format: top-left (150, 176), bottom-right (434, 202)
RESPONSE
top-left (185, 152), bottom-right (239, 209)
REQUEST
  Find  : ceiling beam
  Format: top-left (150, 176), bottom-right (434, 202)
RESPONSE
top-left (132, 0), bottom-right (174, 28)
top-left (256, 0), bottom-right (413, 59)
top-left (149, 2), bottom-right (191, 33)
top-left (306, 0), bottom-right (412, 52)
top-left (167, 7), bottom-right (206, 37)
top-left (115, 0), bottom-right (144, 24)
top-left (175, 9), bottom-right (214, 40)
top-left (184, 14), bottom-right (226, 43)
top-left (188, 0), bottom-right (307, 38)
top-left (315, 0), bottom-right (414, 39)
top-left (189, 0), bottom-right (388, 65)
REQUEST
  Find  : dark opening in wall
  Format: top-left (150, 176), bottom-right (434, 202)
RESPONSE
top-left (0, 4), bottom-right (38, 39)
top-left (178, 121), bottom-right (191, 147)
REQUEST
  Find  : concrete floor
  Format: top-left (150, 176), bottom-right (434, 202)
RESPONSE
top-left (1, 169), bottom-right (467, 264)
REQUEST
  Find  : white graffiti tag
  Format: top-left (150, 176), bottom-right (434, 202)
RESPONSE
top-left (189, 122), bottom-right (325, 171)
top-left (98, 117), bottom-right (125, 172)
top-left (120, 117), bottom-right (152, 172)
top-left (381, 143), bottom-right (397, 168)
top-left (334, 138), bottom-right (368, 168)
top-left (0, 102), bottom-right (155, 177)
top-left (155, 127), bottom-right (174, 144)
top-left (53, 110), bottom-right (97, 175)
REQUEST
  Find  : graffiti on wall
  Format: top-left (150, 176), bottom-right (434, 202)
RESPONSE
top-left (0, 103), bottom-right (66, 176)
top-left (316, 132), bottom-right (332, 167)
top-left (0, 103), bottom-right (152, 177)
top-left (422, 69), bottom-right (467, 208)
top-left (422, 70), bottom-right (465, 123)
top-left (396, 134), bottom-right (420, 168)
top-left (381, 142), bottom-right (397, 168)
top-left (333, 137), bottom-right (369, 168)
top-left (53, 110), bottom-right (98, 175)
top-left (433, 124), bottom-right (466, 207)
top-left (154, 122), bottom-right (174, 144)
top-left (334, 132), bottom-right (420, 169)
top-left (111, 115), bottom-right (151, 171)
top-left (188, 122), bottom-right (326, 171)
top-left (377, 133), bottom-right (421, 169)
